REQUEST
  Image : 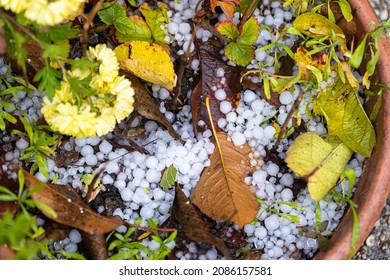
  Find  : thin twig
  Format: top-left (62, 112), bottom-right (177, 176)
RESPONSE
top-left (238, 0), bottom-right (262, 30)
top-left (271, 90), bottom-right (306, 153)
top-left (81, 0), bottom-right (104, 56)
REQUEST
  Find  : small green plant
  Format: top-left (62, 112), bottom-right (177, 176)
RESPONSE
top-left (330, 168), bottom-right (359, 259)
top-left (107, 218), bottom-right (177, 260)
top-left (216, 16), bottom-right (260, 66)
top-left (11, 117), bottom-right (58, 178)
top-left (0, 169), bottom-right (56, 217)
top-left (0, 170), bottom-right (59, 259)
top-left (256, 198), bottom-right (303, 224)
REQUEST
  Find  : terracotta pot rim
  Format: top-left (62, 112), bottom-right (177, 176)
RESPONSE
top-left (314, 0), bottom-right (390, 259)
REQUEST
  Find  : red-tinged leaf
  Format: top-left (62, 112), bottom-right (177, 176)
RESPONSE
top-left (191, 39), bottom-right (241, 132)
top-left (210, 0), bottom-right (240, 21)
top-left (216, 21), bottom-right (240, 40)
top-left (172, 185), bottom-right (232, 259)
top-left (22, 170), bottom-right (124, 235)
top-left (218, 2), bottom-right (236, 21)
top-left (237, 17), bottom-right (260, 45)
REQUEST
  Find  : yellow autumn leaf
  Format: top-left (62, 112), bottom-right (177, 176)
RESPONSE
top-left (293, 12), bottom-right (347, 53)
top-left (285, 132), bottom-right (353, 201)
top-left (114, 41), bottom-right (175, 90)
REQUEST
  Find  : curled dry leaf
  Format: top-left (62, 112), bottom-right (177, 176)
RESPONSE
top-left (22, 170), bottom-right (123, 235)
top-left (172, 185), bottom-right (232, 259)
top-left (191, 132), bottom-right (258, 228)
top-left (126, 74), bottom-right (181, 141)
top-left (191, 38), bottom-right (241, 132)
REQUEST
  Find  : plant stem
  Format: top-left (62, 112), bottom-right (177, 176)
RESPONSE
top-left (0, 9), bottom-right (44, 49)
top-left (271, 89), bottom-right (306, 153)
top-left (238, 0), bottom-right (262, 30)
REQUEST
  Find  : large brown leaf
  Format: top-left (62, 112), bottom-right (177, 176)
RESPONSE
top-left (22, 170), bottom-right (123, 235)
top-left (172, 185), bottom-right (232, 259)
top-left (191, 38), bottom-right (241, 132)
top-left (191, 132), bottom-right (258, 228)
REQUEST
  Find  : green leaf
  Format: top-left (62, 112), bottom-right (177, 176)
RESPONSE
top-left (237, 17), bottom-right (260, 45)
top-left (314, 76), bottom-right (376, 157)
top-left (225, 42), bottom-right (254, 66)
top-left (48, 22), bottom-right (79, 42)
top-left (348, 204), bottom-right (360, 259)
top-left (98, 2), bottom-right (127, 25)
top-left (34, 200), bottom-right (57, 219)
top-left (116, 15), bottom-right (152, 43)
top-left (42, 42), bottom-right (69, 61)
top-left (160, 165), bottom-right (177, 190)
top-left (369, 90), bottom-right (382, 122)
top-left (341, 168), bottom-right (356, 190)
top-left (337, 0), bottom-right (353, 22)
top-left (285, 132), bottom-right (353, 201)
top-left (139, 2), bottom-right (169, 43)
top-left (216, 21), bottom-right (240, 40)
top-left (98, 2), bottom-right (134, 34)
top-left (362, 43), bottom-right (380, 89)
top-left (348, 34), bottom-right (368, 68)
top-left (33, 64), bottom-right (62, 101)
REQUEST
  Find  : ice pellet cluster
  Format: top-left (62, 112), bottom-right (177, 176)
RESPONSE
top-left (0, 0), bottom-right (366, 260)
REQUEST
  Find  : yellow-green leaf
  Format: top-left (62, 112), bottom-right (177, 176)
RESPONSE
top-left (160, 165), bottom-right (178, 190)
top-left (293, 12), bottom-right (346, 52)
top-left (115, 41), bottom-right (175, 89)
top-left (216, 21), bottom-right (240, 40)
top-left (225, 42), bottom-right (254, 66)
top-left (313, 75), bottom-right (376, 157)
top-left (237, 17), bottom-right (260, 45)
top-left (139, 2), bottom-right (169, 43)
top-left (115, 15), bottom-right (152, 43)
top-left (285, 132), bottom-right (353, 201)
top-left (293, 12), bottom-right (344, 38)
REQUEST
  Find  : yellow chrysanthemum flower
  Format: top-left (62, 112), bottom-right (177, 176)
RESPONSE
top-left (41, 43), bottom-right (135, 138)
top-left (87, 44), bottom-right (120, 88)
top-left (23, 0), bottom-right (86, 26)
top-left (108, 76), bottom-right (135, 122)
top-left (0, 0), bottom-right (29, 13)
top-left (42, 102), bottom-right (98, 138)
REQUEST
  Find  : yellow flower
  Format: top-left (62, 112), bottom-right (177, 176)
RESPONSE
top-left (41, 43), bottom-right (135, 138)
top-left (0, 0), bottom-right (29, 13)
top-left (108, 76), bottom-right (135, 122)
top-left (87, 44), bottom-right (119, 88)
top-left (95, 108), bottom-right (117, 136)
top-left (23, 0), bottom-right (86, 26)
top-left (42, 102), bottom-right (98, 138)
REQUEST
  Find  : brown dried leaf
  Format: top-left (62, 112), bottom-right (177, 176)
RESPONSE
top-left (191, 132), bottom-right (258, 228)
top-left (0, 245), bottom-right (14, 260)
top-left (172, 185), bottom-right (232, 259)
top-left (126, 74), bottom-right (181, 141)
top-left (0, 28), bottom-right (6, 54)
top-left (0, 202), bottom-right (18, 218)
top-left (22, 170), bottom-right (123, 235)
top-left (191, 38), bottom-right (241, 132)
top-left (83, 233), bottom-right (108, 260)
